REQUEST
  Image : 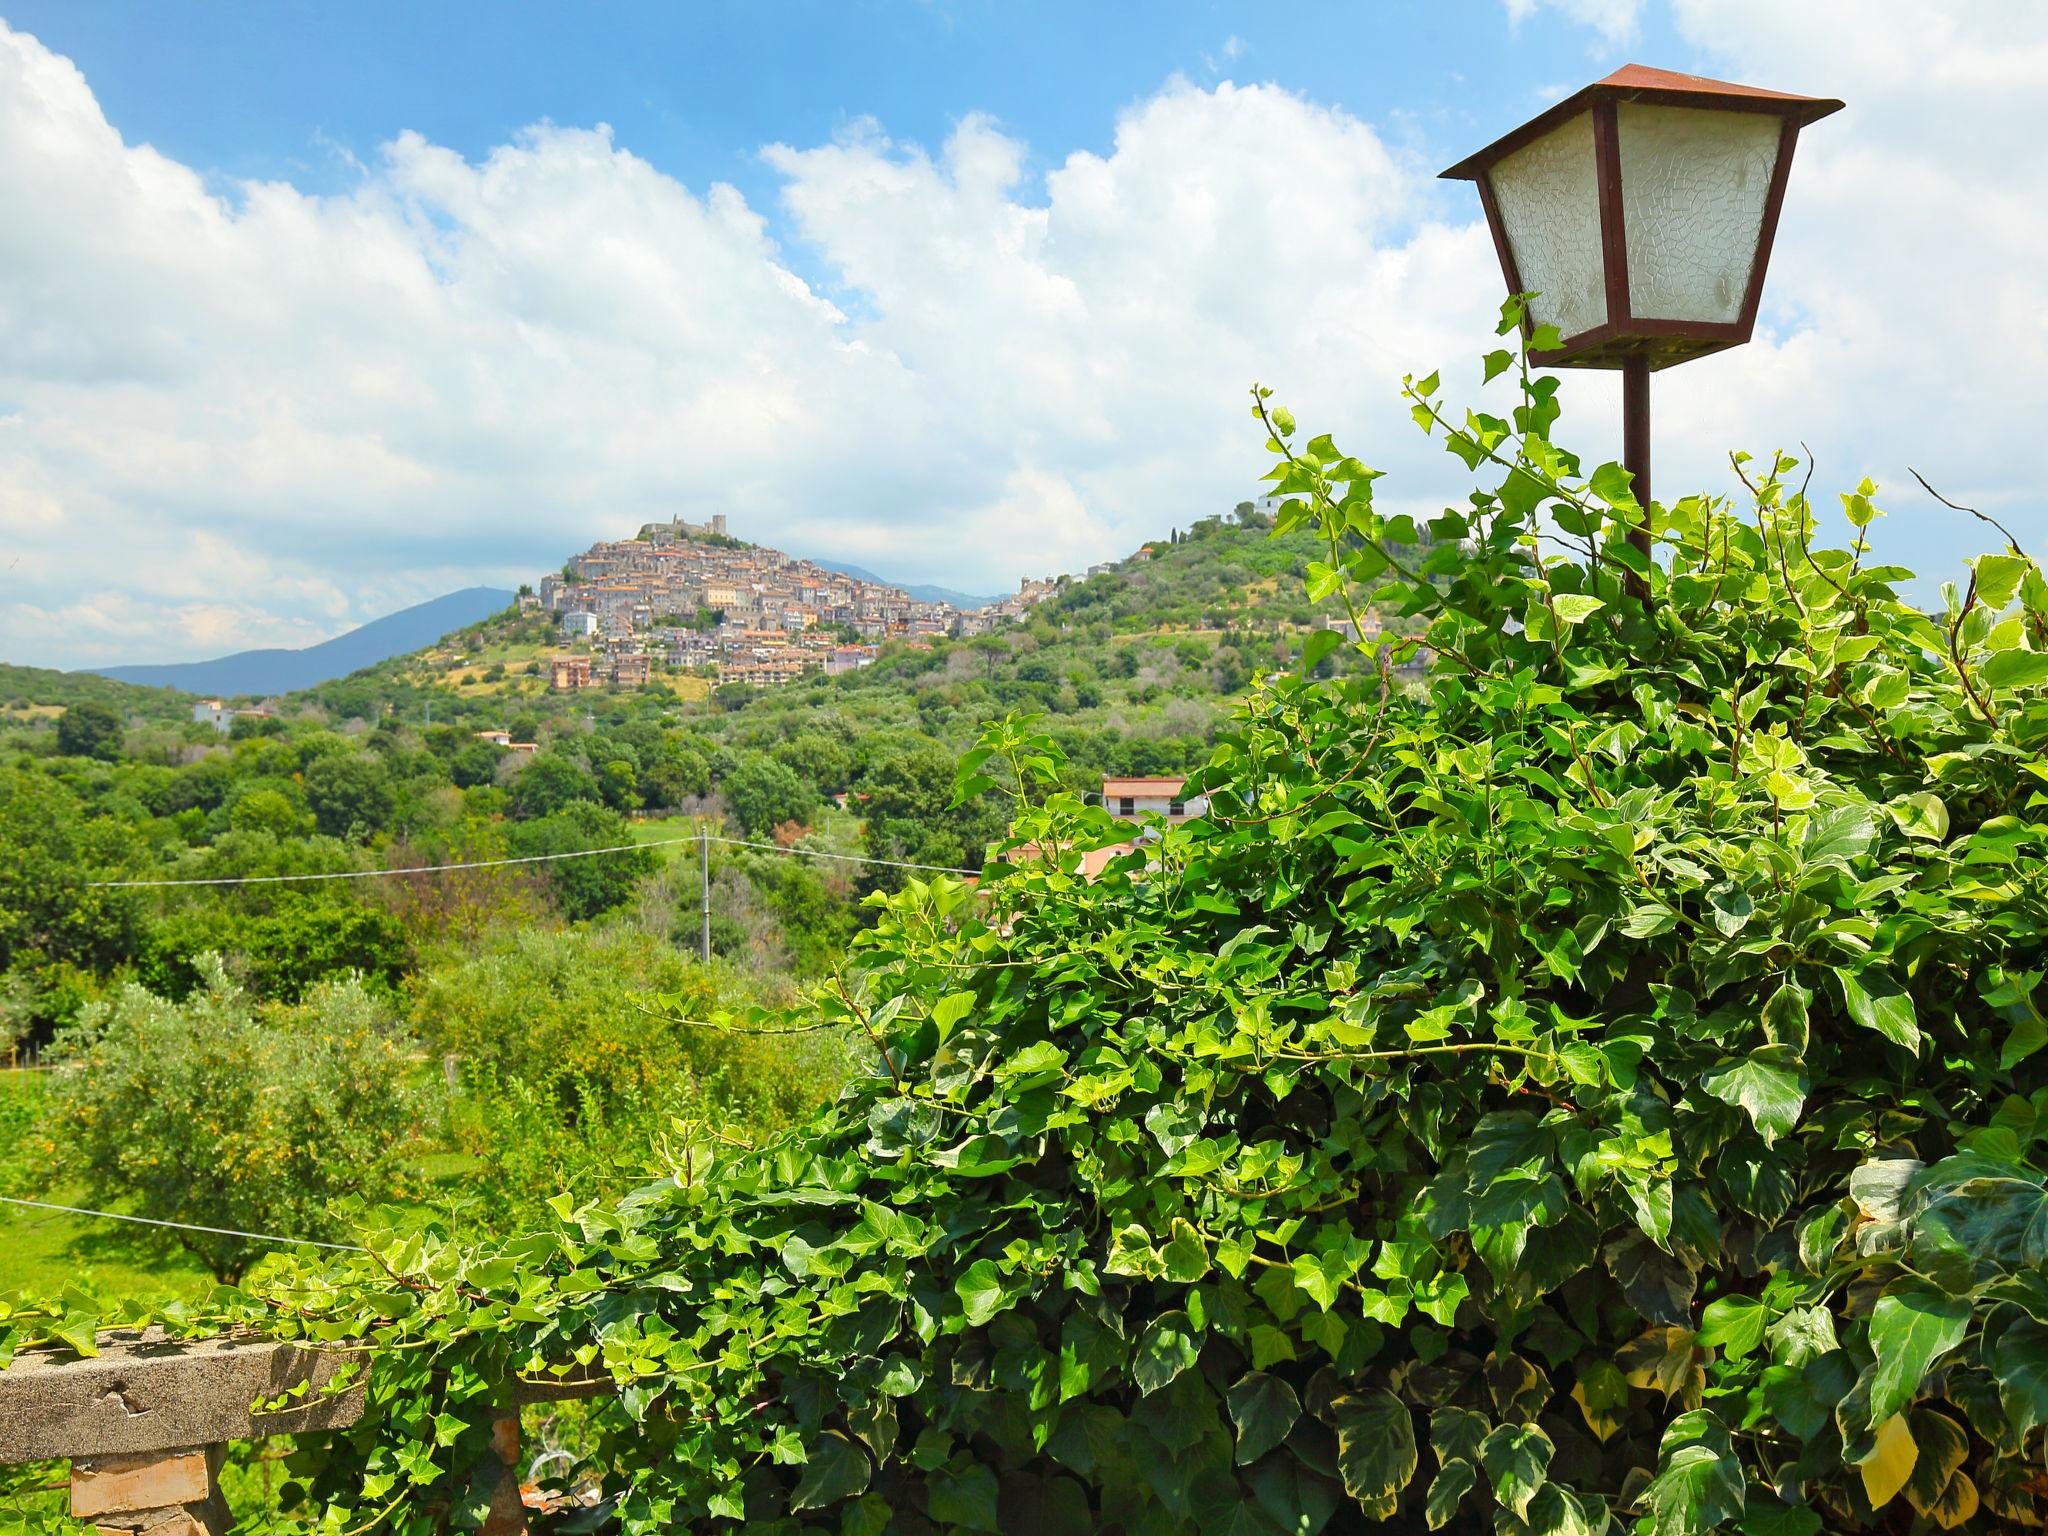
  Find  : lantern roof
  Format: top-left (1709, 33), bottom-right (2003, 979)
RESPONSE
top-left (1440, 65), bottom-right (1843, 182)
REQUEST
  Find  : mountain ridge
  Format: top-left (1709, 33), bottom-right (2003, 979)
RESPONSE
top-left (90, 586), bottom-right (517, 698)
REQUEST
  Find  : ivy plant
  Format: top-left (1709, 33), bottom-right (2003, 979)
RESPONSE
top-left (8, 299), bottom-right (2048, 1534)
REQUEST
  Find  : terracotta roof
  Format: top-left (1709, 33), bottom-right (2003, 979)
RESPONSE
top-left (1442, 63), bottom-right (1843, 180)
top-left (1102, 777), bottom-right (1189, 795)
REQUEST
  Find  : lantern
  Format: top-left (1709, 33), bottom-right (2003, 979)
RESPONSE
top-left (1441, 64), bottom-right (1841, 537)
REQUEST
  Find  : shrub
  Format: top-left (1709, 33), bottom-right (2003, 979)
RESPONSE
top-left (408, 928), bottom-right (845, 1220)
top-left (43, 960), bottom-right (428, 1281)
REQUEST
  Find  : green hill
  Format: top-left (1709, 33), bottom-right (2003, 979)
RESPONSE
top-left (272, 507), bottom-right (1389, 758)
top-left (0, 662), bottom-right (194, 726)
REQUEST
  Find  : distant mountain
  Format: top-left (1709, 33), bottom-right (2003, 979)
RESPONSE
top-left (91, 587), bottom-right (518, 698)
top-left (804, 558), bottom-right (1000, 611)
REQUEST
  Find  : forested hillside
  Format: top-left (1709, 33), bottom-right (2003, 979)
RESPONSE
top-left (0, 505), bottom-right (1414, 1304)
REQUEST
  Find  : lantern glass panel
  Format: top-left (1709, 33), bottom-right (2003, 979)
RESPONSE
top-left (1618, 103), bottom-right (1780, 324)
top-left (1486, 110), bottom-right (1606, 340)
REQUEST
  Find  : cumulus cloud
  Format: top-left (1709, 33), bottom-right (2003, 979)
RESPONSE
top-left (0, 24), bottom-right (1493, 668)
top-left (1643, 0), bottom-right (2048, 582)
top-left (0, 4), bottom-right (2043, 668)
top-left (1503, 0), bottom-right (1647, 48)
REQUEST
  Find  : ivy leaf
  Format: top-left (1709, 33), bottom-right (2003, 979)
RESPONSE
top-left (954, 1260), bottom-right (1010, 1327)
top-left (1571, 1359), bottom-right (1629, 1442)
top-left (1697, 1296), bottom-right (1766, 1358)
top-left (1644, 1410), bottom-right (1744, 1536)
top-left (1705, 883), bottom-right (1754, 937)
top-left (927, 1464), bottom-right (1001, 1531)
top-left (1329, 1389), bottom-right (1418, 1520)
top-left (1553, 594), bottom-right (1605, 626)
top-left (788, 1431), bottom-right (871, 1512)
top-left (1867, 1288), bottom-right (1970, 1424)
top-left (1856, 1413), bottom-right (1918, 1509)
top-left (1885, 792), bottom-right (1949, 842)
top-left (1836, 968), bottom-right (1921, 1052)
top-left (1980, 648), bottom-right (2048, 689)
top-left (1760, 981), bottom-right (1809, 1055)
top-left (1132, 1311), bottom-right (1199, 1395)
top-left (1301, 629), bottom-right (1344, 672)
top-left (1477, 1423), bottom-right (1553, 1520)
top-left (1425, 1458), bottom-right (1476, 1530)
top-left (1700, 1050), bottom-right (1807, 1146)
top-left (1227, 1370), bottom-right (1301, 1466)
top-left (1738, 1500), bottom-right (1822, 1536)
top-left (1160, 1218), bottom-right (1211, 1284)
top-left (1993, 1318), bottom-right (2048, 1437)
top-left (1803, 803), bottom-right (1875, 868)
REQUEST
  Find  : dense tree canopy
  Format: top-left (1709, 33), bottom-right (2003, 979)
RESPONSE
top-left (54, 701), bottom-right (123, 761)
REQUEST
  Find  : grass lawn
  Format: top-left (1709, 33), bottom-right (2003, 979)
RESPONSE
top-left (0, 1181), bottom-right (218, 1306)
top-left (629, 814), bottom-right (707, 860)
top-left (0, 1072), bottom-right (218, 1306)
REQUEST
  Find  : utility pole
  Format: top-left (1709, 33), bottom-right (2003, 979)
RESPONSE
top-left (698, 822), bottom-right (712, 964)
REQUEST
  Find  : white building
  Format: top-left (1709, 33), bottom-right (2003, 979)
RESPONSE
top-left (192, 700), bottom-right (232, 732)
top-left (559, 611), bottom-right (599, 639)
top-left (1101, 777), bottom-right (1208, 822)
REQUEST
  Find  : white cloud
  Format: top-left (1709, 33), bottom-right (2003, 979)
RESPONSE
top-left (1641, 0), bottom-right (2048, 587)
top-left (0, 27), bottom-right (1495, 668)
top-left (1503, 0), bottom-right (1647, 47)
top-left (1, 4), bottom-right (2044, 669)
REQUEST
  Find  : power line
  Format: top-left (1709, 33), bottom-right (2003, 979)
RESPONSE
top-left (708, 836), bottom-right (975, 876)
top-left (0, 1195), bottom-right (363, 1252)
top-left (83, 834), bottom-right (702, 888)
top-left (83, 831), bottom-right (977, 888)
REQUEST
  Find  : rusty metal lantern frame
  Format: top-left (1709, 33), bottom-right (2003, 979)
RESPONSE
top-left (1441, 65), bottom-right (1842, 552)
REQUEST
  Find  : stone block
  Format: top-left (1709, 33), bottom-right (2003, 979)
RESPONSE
top-left (0, 1328), bottom-right (366, 1462)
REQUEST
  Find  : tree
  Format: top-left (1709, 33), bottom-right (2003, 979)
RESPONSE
top-left (45, 961), bottom-right (426, 1281)
top-left (857, 743), bottom-right (1001, 888)
top-left (225, 785), bottom-right (308, 838)
top-left (719, 751), bottom-right (818, 840)
top-left (450, 739), bottom-right (504, 789)
top-left (303, 753), bottom-right (395, 840)
top-left (55, 701), bottom-right (122, 761)
top-left (0, 768), bottom-right (144, 984)
top-left (509, 751), bottom-right (599, 818)
top-left (640, 741), bottom-right (711, 808)
top-left (505, 801), bottom-right (652, 921)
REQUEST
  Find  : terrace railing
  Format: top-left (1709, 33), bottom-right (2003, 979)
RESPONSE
top-left (0, 1329), bottom-right (606, 1533)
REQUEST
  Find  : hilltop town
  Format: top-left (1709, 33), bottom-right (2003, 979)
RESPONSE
top-left (534, 515), bottom-right (1073, 691)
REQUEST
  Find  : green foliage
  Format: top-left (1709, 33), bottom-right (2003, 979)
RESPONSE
top-left (139, 894), bottom-right (412, 1003)
top-left (856, 744), bottom-right (1004, 888)
top-left (510, 750), bottom-right (600, 818)
top-left (0, 768), bottom-right (143, 1025)
top-left (43, 960), bottom-right (429, 1281)
top-left (505, 802), bottom-right (652, 920)
top-left (23, 321), bottom-right (2048, 1536)
top-left (303, 751), bottom-right (396, 840)
top-left (722, 749), bottom-right (820, 840)
top-left (54, 701), bottom-right (124, 760)
top-left (414, 928), bottom-right (845, 1223)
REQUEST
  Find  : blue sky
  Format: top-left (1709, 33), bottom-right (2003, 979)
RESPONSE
top-left (0, 2), bottom-right (2042, 667)
top-left (4, 2), bottom-right (1686, 225)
